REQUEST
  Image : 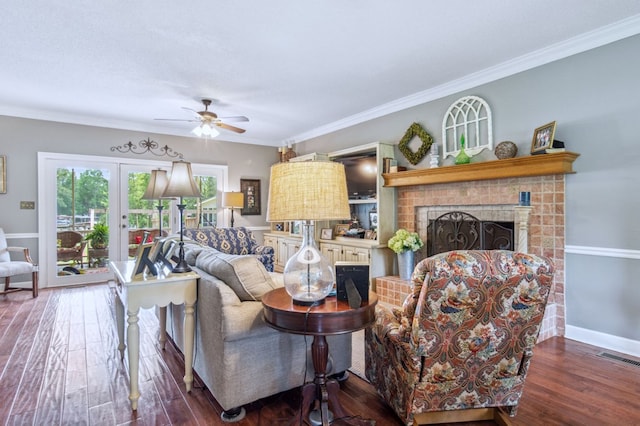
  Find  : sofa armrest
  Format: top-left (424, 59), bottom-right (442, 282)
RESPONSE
top-left (254, 245), bottom-right (274, 256)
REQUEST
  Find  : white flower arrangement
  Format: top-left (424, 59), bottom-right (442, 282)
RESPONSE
top-left (387, 229), bottom-right (424, 254)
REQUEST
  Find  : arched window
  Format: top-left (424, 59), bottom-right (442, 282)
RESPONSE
top-left (442, 96), bottom-right (493, 158)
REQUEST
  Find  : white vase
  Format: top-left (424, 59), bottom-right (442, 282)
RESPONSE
top-left (397, 251), bottom-right (414, 280)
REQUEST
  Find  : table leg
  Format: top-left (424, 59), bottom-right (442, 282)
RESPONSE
top-left (158, 306), bottom-right (167, 350)
top-left (127, 308), bottom-right (140, 410)
top-left (312, 335), bottom-right (331, 426)
top-left (183, 301), bottom-right (195, 392)
top-left (298, 382), bottom-right (317, 424)
top-left (310, 335), bottom-right (373, 426)
top-left (115, 293), bottom-right (125, 360)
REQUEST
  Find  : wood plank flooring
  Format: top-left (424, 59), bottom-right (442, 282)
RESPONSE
top-left (1, 284), bottom-right (639, 425)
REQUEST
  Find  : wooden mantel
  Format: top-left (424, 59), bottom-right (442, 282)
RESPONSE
top-left (382, 152), bottom-right (580, 187)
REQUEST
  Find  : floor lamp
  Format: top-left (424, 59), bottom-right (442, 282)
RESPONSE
top-left (266, 161), bottom-right (350, 305)
top-left (162, 160), bottom-right (201, 273)
top-left (141, 169), bottom-right (169, 237)
top-left (222, 191), bottom-right (244, 227)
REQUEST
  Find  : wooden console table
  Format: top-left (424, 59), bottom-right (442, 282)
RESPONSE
top-left (262, 287), bottom-right (377, 426)
top-left (110, 261), bottom-right (199, 410)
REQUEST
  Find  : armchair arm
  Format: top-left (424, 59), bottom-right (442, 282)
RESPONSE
top-left (7, 246), bottom-right (36, 265)
top-left (366, 303), bottom-right (422, 419)
top-left (373, 303), bottom-right (408, 340)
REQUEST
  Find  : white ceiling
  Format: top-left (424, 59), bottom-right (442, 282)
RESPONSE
top-left (1, 1), bottom-right (640, 147)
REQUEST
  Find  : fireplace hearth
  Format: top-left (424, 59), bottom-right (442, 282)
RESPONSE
top-left (391, 174), bottom-right (567, 341)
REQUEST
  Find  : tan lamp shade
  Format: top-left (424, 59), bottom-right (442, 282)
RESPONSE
top-left (222, 191), bottom-right (244, 209)
top-left (266, 161), bottom-right (350, 222)
top-left (141, 169), bottom-right (169, 200)
top-left (162, 160), bottom-right (201, 198)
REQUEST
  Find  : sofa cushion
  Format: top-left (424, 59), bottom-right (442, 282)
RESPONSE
top-left (196, 252), bottom-right (277, 301)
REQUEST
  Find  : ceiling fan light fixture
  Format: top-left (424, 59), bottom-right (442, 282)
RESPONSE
top-left (192, 122), bottom-right (220, 138)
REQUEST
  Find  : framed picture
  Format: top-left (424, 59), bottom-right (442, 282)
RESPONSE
top-left (364, 230), bottom-right (377, 240)
top-left (240, 178), bottom-right (261, 215)
top-left (334, 223), bottom-right (350, 237)
top-left (0, 155), bottom-right (6, 194)
top-left (369, 210), bottom-right (378, 229)
top-left (531, 121), bottom-right (556, 154)
top-left (153, 237), bottom-right (178, 270)
top-left (290, 220), bottom-right (302, 235)
top-left (131, 242), bottom-right (161, 279)
top-left (320, 228), bottom-right (333, 240)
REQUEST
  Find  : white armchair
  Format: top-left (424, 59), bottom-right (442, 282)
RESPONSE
top-left (0, 228), bottom-right (38, 297)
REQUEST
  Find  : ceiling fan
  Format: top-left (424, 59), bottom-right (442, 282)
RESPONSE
top-left (156, 99), bottom-right (249, 135)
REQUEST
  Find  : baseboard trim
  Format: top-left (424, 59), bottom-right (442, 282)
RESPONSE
top-left (565, 325), bottom-right (640, 358)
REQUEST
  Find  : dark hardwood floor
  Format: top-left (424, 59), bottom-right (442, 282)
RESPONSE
top-left (1, 284), bottom-right (639, 425)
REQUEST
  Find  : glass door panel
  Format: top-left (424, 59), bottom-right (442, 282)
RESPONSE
top-left (56, 166), bottom-right (111, 272)
top-left (43, 157), bottom-right (118, 287)
top-left (120, 164), bottom-right (172, 260)
top-left (187, 174), bottom-right (218, 228)
top-left (120, 164), bottom-right (224, 261)
top-left (39, 153), bottom-right (227, 289)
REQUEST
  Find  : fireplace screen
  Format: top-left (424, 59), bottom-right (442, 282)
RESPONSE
top-left (427, 211), bottom-right (514, 256)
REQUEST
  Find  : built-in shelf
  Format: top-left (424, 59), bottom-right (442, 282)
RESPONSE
top-left (382, 152), bottom-right (580, 187)
top-left (349, 199), bottom-right (377, 205)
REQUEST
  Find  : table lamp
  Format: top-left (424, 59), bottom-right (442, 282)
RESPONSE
top-left (267, 161), bottom-right (350, 305)
top-left (141, 169), bottom-right (169, 237)
top-left (162, 160), bottom-right (201, 273)
top-left (222, 191), bottom-right (244, 227)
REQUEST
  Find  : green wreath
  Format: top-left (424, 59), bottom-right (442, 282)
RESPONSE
top-left (398, 122), bottom-right (434, 165)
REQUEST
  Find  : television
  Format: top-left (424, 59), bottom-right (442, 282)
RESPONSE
top-left (333, 153), bottom-right (377, 200)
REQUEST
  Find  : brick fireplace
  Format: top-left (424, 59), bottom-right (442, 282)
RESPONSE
top-left (378, 174), bottom-right (567, 341)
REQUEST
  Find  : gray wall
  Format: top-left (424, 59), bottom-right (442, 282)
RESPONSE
top-left (297, 35), bottom-right (640, 345)
top-left (0, 116), bottom-right (278, 251)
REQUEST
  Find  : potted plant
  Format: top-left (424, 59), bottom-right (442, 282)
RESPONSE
top-left (388, 229), bottom-right (423, 280)
top-left (85, 223), bottom-right (109, 249)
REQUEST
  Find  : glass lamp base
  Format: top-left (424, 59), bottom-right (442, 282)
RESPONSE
top-left (292, 296), bottom-right (326, 306)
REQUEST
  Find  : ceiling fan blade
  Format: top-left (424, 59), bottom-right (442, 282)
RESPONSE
top-left (217, 122), bottom-right (246, 133)
top-left (219, 115), bottom-right (249, 122)
top-left (154, 118), bottom-right (201, 122)
top-left (181, 106), bottom-right (199, 114)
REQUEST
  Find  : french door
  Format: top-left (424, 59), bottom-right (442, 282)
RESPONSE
top-left (38, 153), bottom-right (226, 288)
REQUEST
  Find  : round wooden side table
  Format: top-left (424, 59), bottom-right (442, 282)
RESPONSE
top-left (262, 287), bottom-right (377, 426)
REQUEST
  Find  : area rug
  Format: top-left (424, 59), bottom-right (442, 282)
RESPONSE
top-left (349, 329), bottom-right (367, 381)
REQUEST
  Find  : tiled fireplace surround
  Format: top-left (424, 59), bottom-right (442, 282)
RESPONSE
top-left (376, 174), bottom-right (566, 341)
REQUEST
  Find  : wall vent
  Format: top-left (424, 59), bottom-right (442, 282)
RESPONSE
top-left (597, 352), bottom-right (640, 368)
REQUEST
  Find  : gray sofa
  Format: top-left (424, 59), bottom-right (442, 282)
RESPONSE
top-left (163, 243), bottom-right (352, 421)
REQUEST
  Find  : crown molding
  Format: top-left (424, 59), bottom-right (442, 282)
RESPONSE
top-left (290, 14), bottom-right (640, 144)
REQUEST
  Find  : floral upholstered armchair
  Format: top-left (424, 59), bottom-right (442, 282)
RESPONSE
top-left (183, 227), bottom-right (274, 272)
top-left (365, 250), bottom-right (554, 425)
